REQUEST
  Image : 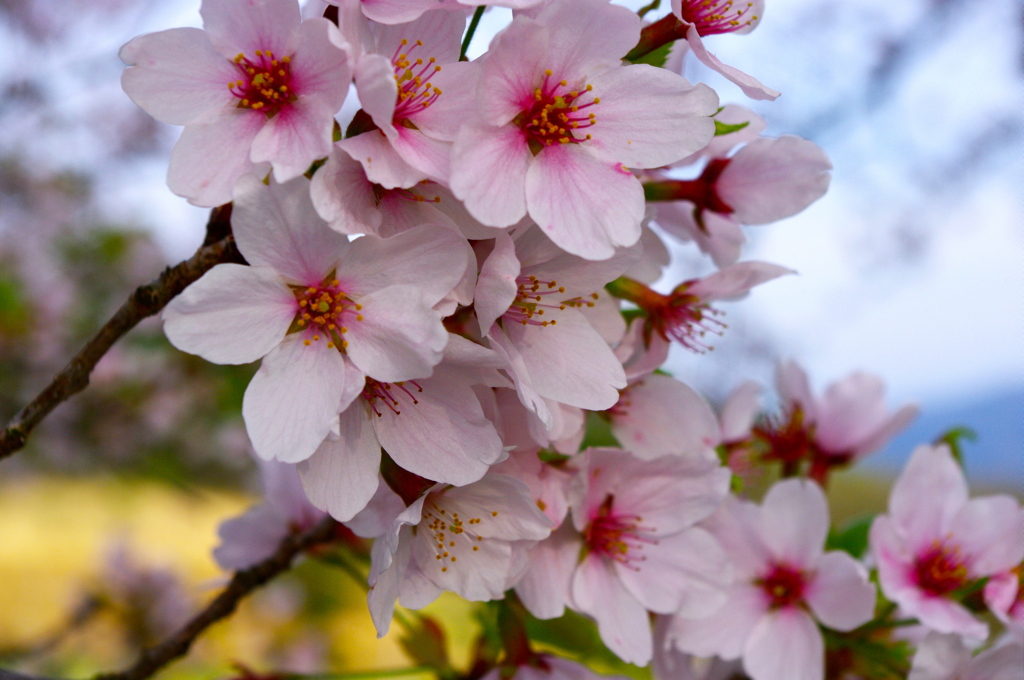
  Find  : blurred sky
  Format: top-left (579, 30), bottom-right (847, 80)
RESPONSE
top-left (1, 0), bottom-right (1021, 479)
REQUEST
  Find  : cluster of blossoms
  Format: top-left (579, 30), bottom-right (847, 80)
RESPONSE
top-left (119, 0), bottom-right (1024, 678)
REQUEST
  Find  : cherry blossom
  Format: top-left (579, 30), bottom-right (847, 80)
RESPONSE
top-left (296, 334), bottom-right (507, 522)
top-left (606, 261), bottom-right (792, 353)
top-left (475, 228), bottom-right (637, 428)
top-left (670, 0), bottom-right (780, 101)
top-left (449, 0), bottom-right (719, 260)
top-left (481, 655), bottom-right (631, 680)
top-left (162, 175), bottom-right (469, 464)
top-left (870, 444), bottom-right (1024, 640)
top-left (666, 479), bottom-right (876, 680)
top-left (120, 0), bottom-right (350, 206)
top-left (752, 360), bottom-right (918, 481)
top-left (367, 474), bottom-right (552, 636)
top-left (651, 136), bottom-right (832, 268)
top-left (523, 448), bottom-right (733, 666)
top-left (985, 565), bottom-right (1024, 639)
top-left (339, 10), bottom-right (474, 187)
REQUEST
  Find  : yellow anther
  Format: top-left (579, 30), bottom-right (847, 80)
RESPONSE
top-left (544, 69), bottom-right (552, 76)
top-left (303, 339), bottom-right (311, 346)
top-left (356, 314), bottom-right (364, 322)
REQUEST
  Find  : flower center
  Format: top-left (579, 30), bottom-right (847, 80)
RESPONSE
top-left (421, 500), bottom-right (498, 573)
top-left (584, 495), bottom-right (657, 570)
top-left (677, 0), bottom-right (759, 36)
top-left (362, 378), bottom-right (423, 417)
top-left (605, 277), bottom-right (725, 352)
top-left (391, 39), bottom-right (442, 121)
top-left (229, 50), bottom-right (296, 117)
top-left (517, 70), bottom-right (599, 152)
top-left (915, 541), bottom-right (969, 596)
top-left (757, 563), bottom-right (807, 609)
top-left (290, 277), bottom-right (361, 350)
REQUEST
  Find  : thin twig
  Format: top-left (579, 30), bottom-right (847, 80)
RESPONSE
top-left (0, 517), bottom-right (340, 680)
top-left (0, 210), bottom-right (242, 461)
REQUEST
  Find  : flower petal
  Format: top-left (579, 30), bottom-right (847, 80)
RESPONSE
top-left (572, 553), bottom-right (653, 665)
top-left (743, 608), bottom-right (824, 680)
top-left (167, 109), bottom-right (265, 207)
top-left (297, 406), bottom-right (381, 521)
top-left (805, 550), bottom-right (875, 631)
top-left (450, 123), bottom-right (532, 227)
top-left (684, 25), bottom-right (780, 101)
top-left (162, 263), bottom-right (295, 364)
top-left (758, 478), bottom-right (828, 567)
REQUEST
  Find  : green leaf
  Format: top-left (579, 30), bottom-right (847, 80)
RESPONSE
top-left (825, 516), bottom-right (873, 558)
top-left (632, 42), bottom-right (672, 68)
top-left (398, 615), bottom-right (453, 677)
top-left (713, 119), bottom-right (750, 136)
top-left (934, 426), bottom-right (976, 468)
top-left (580, 411), bottom-right (620, 449)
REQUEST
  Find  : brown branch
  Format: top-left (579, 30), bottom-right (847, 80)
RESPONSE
top-left (0, 212), bottom-right (243, 462)
top-left (0, 517), bottom-right (340, 680)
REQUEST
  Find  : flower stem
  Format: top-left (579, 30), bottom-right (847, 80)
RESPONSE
top-left (624, 13), bottom-right (688, 62)
top-left (460, 7), bottom-right (487, 60)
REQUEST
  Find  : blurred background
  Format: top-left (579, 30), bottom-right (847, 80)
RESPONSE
top-left (0, 0), bottom-right (1020, 677)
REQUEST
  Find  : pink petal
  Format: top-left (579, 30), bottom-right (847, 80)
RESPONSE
top-left (353, 53), bottom-right (399, 133)
top-left (475, 232), bottom-right (521, 333)
top-left (774, 359), bottom-right (815, 420)
top-left (536, 0), bottom-right (640, 80)
top-left (616, 526), bottom-right (730, 617)
top-left (889, 444), bottom-right (969, 548)
top-left (950, 496), bottom-right (1024, 575)
top-left (743, 608), bottom-right (823, 680)
top-left (684, 25), bottom-right (780, 101)
top-left (476, 17), bottom-right (551, 126)
top-left (166, 109), bottom-right (265, 207)
top-left (412, 61), bottom-right (480, 141)
top-left (337, 226), bottom-right (471, 304)
top-left (450, 123), bottom-right (532, 227)
top-left (309, 145), bottom-right (383, 235)
top-left (251, 95), bottom-right (337, 182)
top-left (503, 307), bottom-right (626, 411)
top-left (805, 550), bottom-right (875, 631)
top-left (813, 372), bottom-right (899, 452)
top-left (612, 374), bottom-right (721, 460)
top-left (242, 333), bottom-right (349, 463)
top-left (373, 8), bottom-right (464, 67)
top-left (389, 126), bottom-right (451, 183)
top-left (515, 524), bottom-right (583, 619)
top-left (286, 17), bottom-right (351, 111)
top-left (908, 632), bottom-right (971, 680)
top-left (200, 0), bottom-right (299, 59)
top-left (720, 380), bottom-right (762, 443)
top-left (120, 27), bottom-right (237, 126)
top-left (231, 174), bottom-right (349, 285)
top-left (668, 582), bottom-right (766, 659)
top-left (359, 0), bottom-right (451, 25)
top-left (162, 263), bottom-right (296, 364)
top-left (717, 136), bottom-right (832, 225)
top-left (338, 128), bottom-right (428, 189)
top-left (297, 406), bottom-right (382, 521)
top-left (571, 554), bottom-right (653, 665)
top-left (654, 201), bottom-right (746, 269)
top-left (372, 374), bottom-right (502, 485)
top-left (343, 284), bottom-right (448, 381)
top-left (588, 65), bottom-right (718, 168)
top-left (758, 478), bottom-right (828, 567)
top-left (525, 144), bottom-right (644, 260)
top-left (688, 261), bottom-right (794, 302)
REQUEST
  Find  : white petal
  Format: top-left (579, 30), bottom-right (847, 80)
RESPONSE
top-left (297, 406), bottom-right (381, 521)
top-left (805, 551), bottom-right (876, 631)
top-left (743, 609), bottom-right (824, 680)
top-left (162, 263), bottom-right (295, 364)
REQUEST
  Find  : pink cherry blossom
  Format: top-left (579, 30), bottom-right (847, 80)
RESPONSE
top-left (120, 0), bottom-right (350, 206)
top-left (162, 175), bottom-right (469, 464)
top-left (908, 632), bottom-right (1024, 680)
top-left (340, 10), bottom-right (475, 187)
top-left (870, 444), bottom-right (1024, 640)
top-left (607, 261), bottom-right (792, 353)
top-left (449, 0), bottom-right (719, 260)
top-left (367, 473), bottom-right (552, 636)
top-left (296, 334), bottom-right (507, 522)
top-left (475, 228), bottom-right (637, 428)
top-left (669, 0), bottom-right (779, 101)
top-left (522, 448), bottom-right (732, 666)
top-left (667, 479), bottom-right (876, 680)
top-left (752, 360), bottom-right (918, 481)
top-left (651, 136), bottom-right (831, 268)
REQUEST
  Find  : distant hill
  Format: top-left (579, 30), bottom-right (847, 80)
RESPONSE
top-left (864, 385), bottom-right (1024, 490)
